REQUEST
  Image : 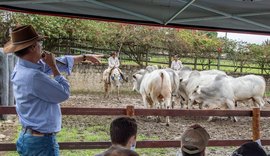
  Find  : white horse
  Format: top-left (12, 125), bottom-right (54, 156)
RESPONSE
top-left (103, 67), bottom-right (122, 101)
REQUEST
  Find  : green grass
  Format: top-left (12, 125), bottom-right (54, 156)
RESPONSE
top-left (207, 146), bottom-right (235, 154)
top-left (4, 127), bottom-right (21, 156)
top-left (265, 91), bottom-right (270, 97)
top-left (4, 121), bottom-right (171, 156)
top-left (58, 124), bottom-right (171, 156)
top-left (120, 56), bottom-right (269, 75)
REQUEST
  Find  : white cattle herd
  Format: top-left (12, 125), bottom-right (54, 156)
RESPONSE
top-left (132, 65), bottom-right (266, 125)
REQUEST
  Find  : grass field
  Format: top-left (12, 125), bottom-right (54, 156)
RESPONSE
top-left (4, 120), bottom-right (172, 156)
top-left (120, 55), bottom-right (269, 75)
top-left (3, 89), bottom-right (270, 156)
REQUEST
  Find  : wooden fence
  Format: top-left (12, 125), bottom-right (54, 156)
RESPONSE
top-left (1, 106), bottom-right (270, 151)
top-left (43, 38), bottom-right (270, 75)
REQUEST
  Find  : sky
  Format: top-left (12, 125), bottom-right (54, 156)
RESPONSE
top-left (217, 32), bottom-right (270, 44)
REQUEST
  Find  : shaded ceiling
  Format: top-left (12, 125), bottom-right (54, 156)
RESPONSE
top-left (0, 0), bottom-right (270, 34)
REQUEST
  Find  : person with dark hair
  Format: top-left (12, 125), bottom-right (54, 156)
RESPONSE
top-left (231, 140), bottom-right (267, 156)
top-left (171, 55), bottom-right (183, 71)
top-left (179, 124), bottom-right (210, 156)
top-left (3, 25), bottom-right (102, 156)
top-left (96, 117), bottom-right (138, 156)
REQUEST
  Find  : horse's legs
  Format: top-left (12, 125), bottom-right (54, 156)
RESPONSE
top-left (117, 86), bottom-right (121, 103)
top-left (104, 82), bottom-right (108, 98)
top-left (108, 83), bottom-right (111, 98)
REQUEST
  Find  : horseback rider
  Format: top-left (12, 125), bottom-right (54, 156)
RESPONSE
top-left (107, 51), bottom-right (128, 83)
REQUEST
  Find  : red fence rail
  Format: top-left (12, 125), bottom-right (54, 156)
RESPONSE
top-left (0, 106), bottom-right (270, 151)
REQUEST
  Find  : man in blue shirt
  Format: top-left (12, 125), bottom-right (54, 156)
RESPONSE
top-left (3, 25), bottom-right (102, 156)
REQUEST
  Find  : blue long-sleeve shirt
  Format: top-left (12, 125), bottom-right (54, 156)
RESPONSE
top-left (11, 56), bottom-right (74, 133)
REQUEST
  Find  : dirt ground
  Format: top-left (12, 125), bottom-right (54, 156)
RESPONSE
top-left (61, 92), bottom-right (270, 155)
top-left (1, 89), bottom-right (270, 156)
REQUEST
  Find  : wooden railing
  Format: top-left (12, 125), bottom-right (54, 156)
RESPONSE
top-left (0, 106), bottom-right (269, 151)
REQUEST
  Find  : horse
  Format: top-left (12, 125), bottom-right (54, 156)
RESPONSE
top-left (103, 67), bottom-right (123, 101)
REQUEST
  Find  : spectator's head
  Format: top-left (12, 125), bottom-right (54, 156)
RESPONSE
top-left (181, 124), bottom-right (210, 156)
top-left (231, 141), bottom-right (267, 156)
top-left (110, 117), bottom-right (137, 149)
top-left (4, 25), bottom-right (44, 58)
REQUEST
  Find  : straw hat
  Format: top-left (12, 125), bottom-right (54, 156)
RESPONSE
top-left (3, 25), bottom-right (43, 53)
top-left (181, 124), bottom-right (210, 154)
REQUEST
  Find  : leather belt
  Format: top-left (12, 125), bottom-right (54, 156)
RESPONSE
top-left (22, 127), bottom-right (56, 136)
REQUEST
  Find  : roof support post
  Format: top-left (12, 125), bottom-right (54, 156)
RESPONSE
top-left (164, 0), bottom-right (195, 25)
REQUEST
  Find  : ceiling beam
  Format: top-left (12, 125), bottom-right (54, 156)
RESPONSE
top-left (173, 12), bottom-right (270, 23)
top-left (177, 0), bottom-right (270, 30)
top-left (86, 0), bottom-right (163, 24)
top-left (238, 12), bottom-right (270, 17)
top-left (0, 0), bottom-right (82, 5)
top-left (164, 0), bottom-right (195, 25)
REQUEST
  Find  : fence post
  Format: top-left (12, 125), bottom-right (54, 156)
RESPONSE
top-left (8, 55), bottom-right (16, 106)
top-left (0, 49), bottom-right (8, 120)
top-left (126, 105), bottom-right (135, 117)
top-left (194, 57), bottom-right (197, 70)
top-left (261, 64), bottom-right (264, 75)
top-left (240, 60), bottom-right (243, 73)
top-left (146, 51), bottom-right (148, 66)
top-left (169, 52), bottom-right (172, 68)
top-left (208, 58), bottom-right (211, 69)
top-left (217, 52), bottom-right (221, 70)
top-left (252, 107), bottom-right (260, 141)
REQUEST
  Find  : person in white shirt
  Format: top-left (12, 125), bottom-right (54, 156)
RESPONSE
top-left (108, 51), bottom-right (120, 68)
top-left (106, 51), bottom-right (127, 83)
top-left (171, 55), bottom-right (183, 71)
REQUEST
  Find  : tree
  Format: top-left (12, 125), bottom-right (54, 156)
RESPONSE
top-left (0, 11), bottom-right (14, 46)
top-left (249, 40), bottom-right (270, 74)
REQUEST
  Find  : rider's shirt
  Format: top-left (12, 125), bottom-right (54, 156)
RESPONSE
top-left (108, 57), bottom-right (120, 68)
top-left (171, 60), bottom-right (183, 70)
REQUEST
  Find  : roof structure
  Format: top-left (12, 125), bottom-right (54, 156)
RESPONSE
top-left (0, 0), bottom-right (270, 34)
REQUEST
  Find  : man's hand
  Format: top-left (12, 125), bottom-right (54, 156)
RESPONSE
top-left (84, 54), bottom-right (103, 64)
top-left (41, 51), bottom-right (60, 77)
top-left (42, 52), bottom-right (57, 68)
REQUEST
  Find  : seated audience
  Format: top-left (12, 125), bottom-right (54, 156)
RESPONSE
top-left (95, 116), bottom-right (138, 156)
top-left (231, 140), bottom-right (267, 156)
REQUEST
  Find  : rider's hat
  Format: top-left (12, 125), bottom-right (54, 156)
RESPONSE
top-left (111, 51), bottom-right (117, 56)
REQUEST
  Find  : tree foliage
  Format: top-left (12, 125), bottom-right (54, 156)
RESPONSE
top-left (1, 11), bottom-right (269, 69)
top-left (0, 11), bottom-right (14, 46)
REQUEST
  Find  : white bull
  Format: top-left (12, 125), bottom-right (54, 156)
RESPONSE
top-left (143, 66), bottom-right (179, 109)
top-left (175, 66), bottom-right (193, 108)
top-left (180, 70), bottom-right (227, 109)
top-left (164, 68), bottom-right (179, 109)
top-left (229, 74), bottom-right (266, 108)
top-left (132, 69), bottom-right (172, 126)
top-left (189, 74), bottom-right (266, 122)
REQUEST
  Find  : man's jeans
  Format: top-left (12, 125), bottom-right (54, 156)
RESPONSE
top-left (16, 131), bottom-right (59, 156)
